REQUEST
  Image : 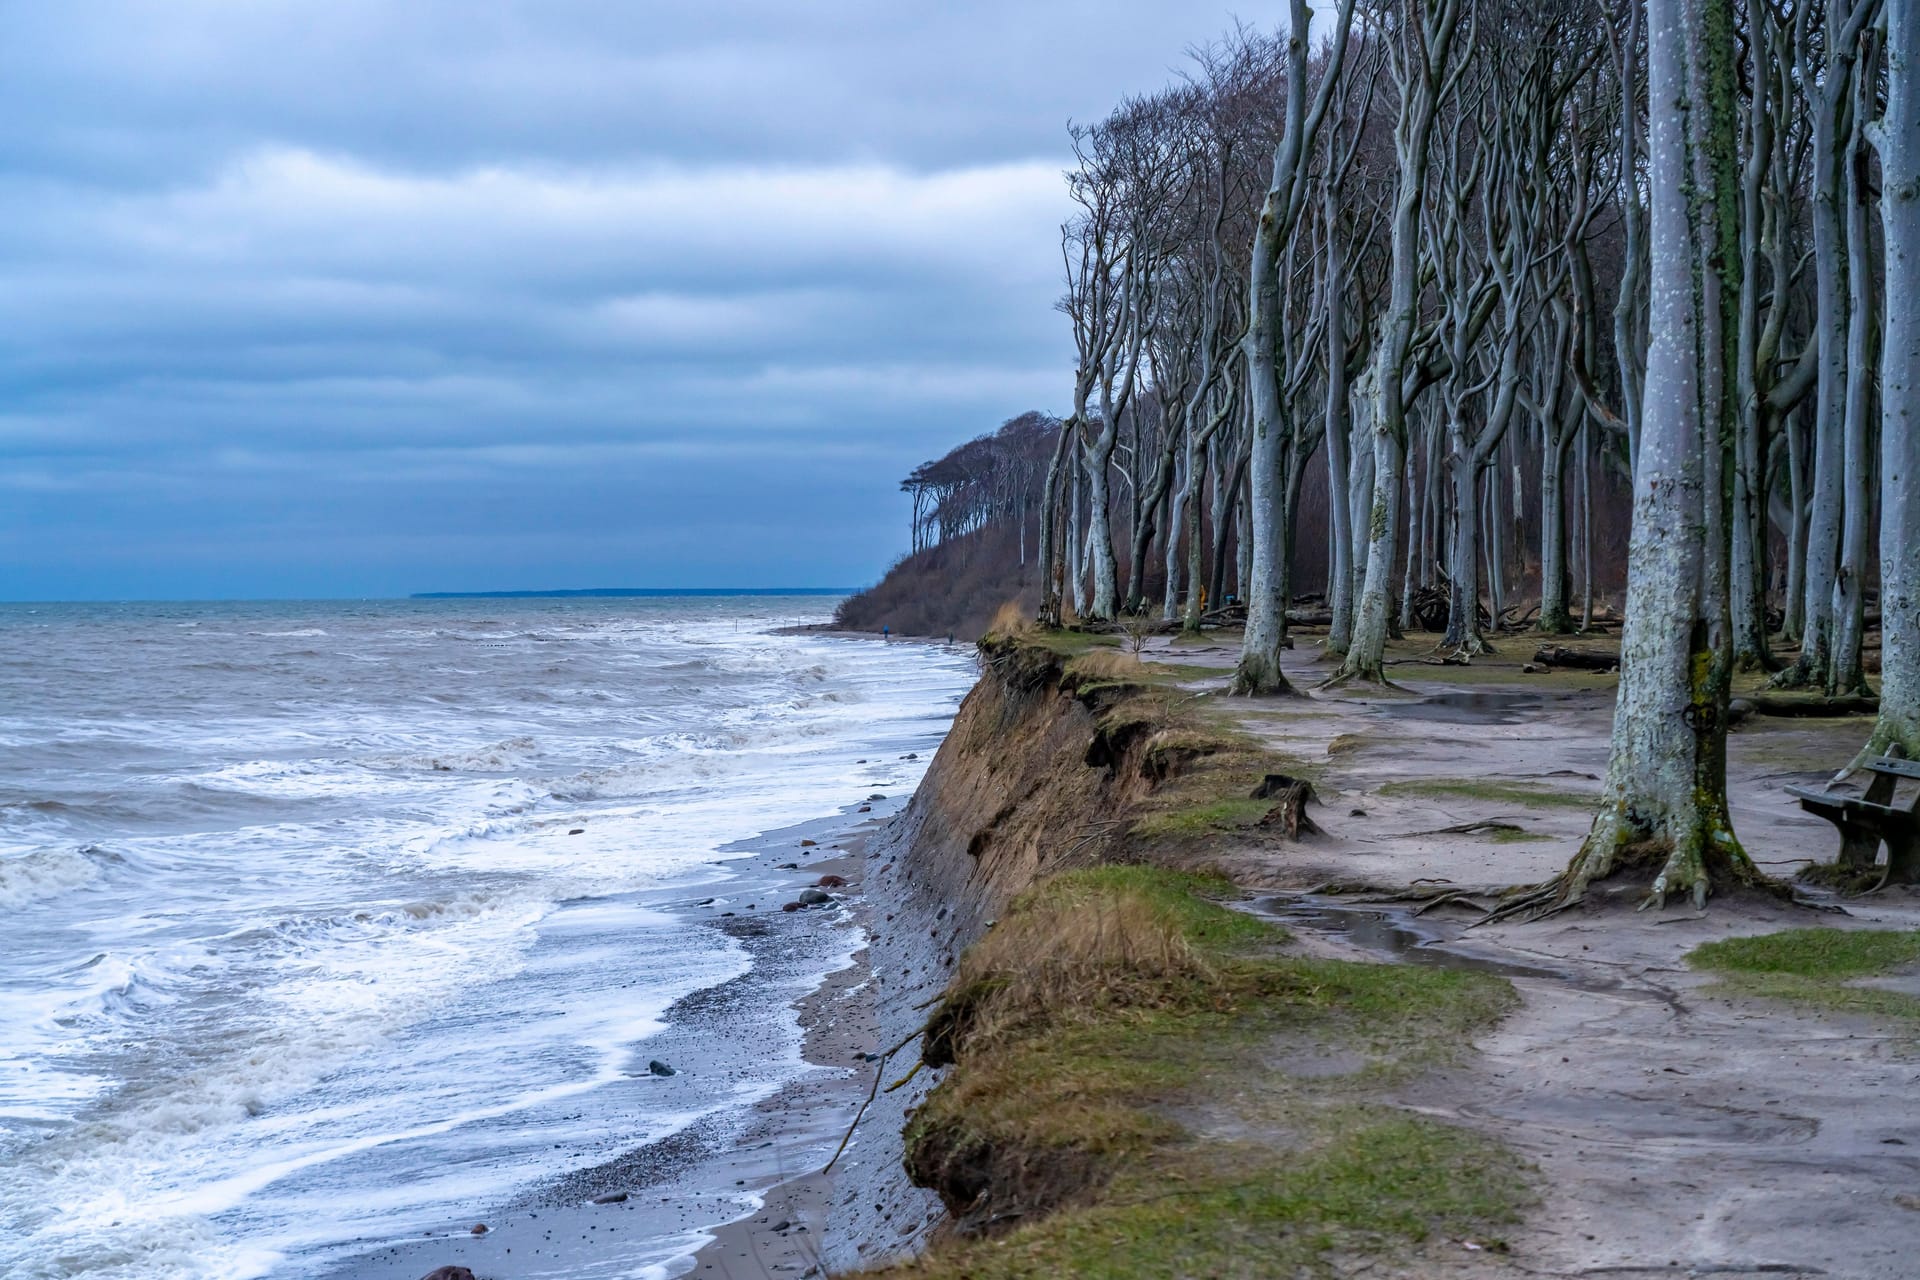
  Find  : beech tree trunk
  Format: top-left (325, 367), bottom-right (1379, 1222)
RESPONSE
top-left (1324, 227), bottom-right (1355, 656)
top-left (1233, 0), bottom-right (1355, 695)
top-left (1035, 420), bottom-right (1077, 627)
top-left (1539, 423), bottom-right (1577, 634)
top-left (1085, 424), bottom-right (1121, 621)
top-left (1333, 0), bottom-right (1463, 685)
top-left (1510, 0), bottom-right (1764, 916)
top-left (1832, 52), bottom-right (1879, 697)
top-left (1869, 0), bottom-right (1920, 759)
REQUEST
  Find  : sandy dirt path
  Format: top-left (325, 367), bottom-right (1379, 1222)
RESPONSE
top-left (1156, 630), bottom-right (1920, 1279)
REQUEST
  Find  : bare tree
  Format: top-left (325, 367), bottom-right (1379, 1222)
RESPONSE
top-left (1494, 0), bottom-right (1767, 919)
top-left (1231, 0), bottom-right (1360, 694)
top-left (1866, 0), bottom-right (1920, 759)
top-left (1332, 0), bottom-right (1472, 686)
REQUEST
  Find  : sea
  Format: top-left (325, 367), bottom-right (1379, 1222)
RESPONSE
top-left (0, 596), bottom-right (976, 1280)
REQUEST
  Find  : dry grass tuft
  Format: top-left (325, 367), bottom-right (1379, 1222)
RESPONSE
top-left (987, 599), bottom-right (1033, 638)
top-left (1063, 648), bottom-right (1146, 681)
top-left (938, 889), bottom-right (1213, 1055)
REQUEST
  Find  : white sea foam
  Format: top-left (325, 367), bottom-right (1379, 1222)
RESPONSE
top-left (0, 842), bottom-right (114, 909)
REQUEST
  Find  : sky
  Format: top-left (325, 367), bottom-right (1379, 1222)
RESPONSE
top-left (0, 1), bottom-right (1285, 600)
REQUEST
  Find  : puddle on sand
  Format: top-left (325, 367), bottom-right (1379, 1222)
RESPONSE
top-left (1380, 691), bottom-right (1543, 725)
top-left (1244, 895), bottom-right (1572, 982)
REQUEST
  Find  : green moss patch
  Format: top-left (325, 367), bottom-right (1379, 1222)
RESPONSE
top-left (1690, 928), bottom-right (1920, 979)
top-left (1688, 928), bottom-right (1920, 1020)
top-left (1130, 797), bottom-right (1277, 838)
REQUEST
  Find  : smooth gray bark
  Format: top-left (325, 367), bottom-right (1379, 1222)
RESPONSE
top-left (1233, 0), bottom-right (1356, 694)
top-left (1869, 0), bottom-right (1920, 758)
top-left (1335, 0), bottom-right (1466, 685)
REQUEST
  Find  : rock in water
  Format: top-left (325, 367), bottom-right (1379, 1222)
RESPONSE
top-left (815, 874), bottom-right (847, 887)
top-left (797, 888), bottom-right (833, 906)
top-left (421, 1268), bottom-right (476, 1280)
top-left (648, 1059), bottom-right (676, 1077)
top-left (468, 1223), bottom-right (489, 1235)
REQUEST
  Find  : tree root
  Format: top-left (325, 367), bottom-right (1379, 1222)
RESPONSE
top-left (822, 1019), bottom-right (934, 1174)
top-left (1229, 657), bottom-right (1301, 698)
top-left (1314, 670), bottom-right (1406, 695)
top-left (1474, 877), bottom-right (1576, 926)
top-left (1768, 660), bottom-right (1820, 691)
top-left (1432, 635), bottom-right (1496, 662)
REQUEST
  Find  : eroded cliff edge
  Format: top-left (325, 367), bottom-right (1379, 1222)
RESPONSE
top-left (818, 636), bottom-right (1527, 1277)
top-left (820, 636), bottom-right (1192, 1271)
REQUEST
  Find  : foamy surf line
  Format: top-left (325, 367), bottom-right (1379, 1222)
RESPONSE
top-left (302, 789), bottom-right (927, 1280)
top-left (0, 600), bottom-right (974, 1280)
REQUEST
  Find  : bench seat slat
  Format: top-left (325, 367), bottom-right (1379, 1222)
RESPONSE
top-left (1869, 756), bottom-right (1920, 780)
top-left (1788, 787), bottom-right (1914, 819)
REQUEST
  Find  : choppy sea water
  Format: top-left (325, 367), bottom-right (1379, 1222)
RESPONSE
top-left (0, 597), bottom-right (974, 1280)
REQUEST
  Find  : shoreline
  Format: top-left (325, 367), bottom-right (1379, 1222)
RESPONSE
top-left (306, 793), bottom-right (921, 1280)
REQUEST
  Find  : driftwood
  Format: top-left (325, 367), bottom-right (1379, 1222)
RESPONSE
top-left (1533, 644), bottom-right (1618, 671)
top-left (1253, 773), bottom-right (1321, 838)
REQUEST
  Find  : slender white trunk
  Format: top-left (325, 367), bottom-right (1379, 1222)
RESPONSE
top-left (1084, 425), bottom-right (1120, 620)
top-left (1325, 249), bottom-right (1355, 655)
top-left (1870, 0), bottom-right (1920, 758)
top-left (1333, 0), bottom-right (1460, 683)
top-left (1163, 474), bottom-right (1186, 623)
top-left (1347, 377), bottom-right (1376, 631)
top-left (1784, 410), bottom-right (1809, 639)
top-left (1347, 424), bottom-right (1405, 676)
top-left (1790, 50), bottom-right (1855, 686)
top-left (1523, 0), bottom-right (1759, 914)
top-left (1579, 421), bottom-right (1594, 629)
top-left (1233, 0), bottom-right (1356, 693)
top-left (1832, 65), bottom-right (1879, 696)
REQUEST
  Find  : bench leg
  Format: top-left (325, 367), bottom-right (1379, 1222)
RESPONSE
top-left (1887, 832), bottom-right (1920, 885)
top-left (1837, 823), bottom-right (1883, 871)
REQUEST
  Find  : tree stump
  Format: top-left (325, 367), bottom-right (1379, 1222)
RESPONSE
top-left (1253, 773), bottom-right (1321, 838)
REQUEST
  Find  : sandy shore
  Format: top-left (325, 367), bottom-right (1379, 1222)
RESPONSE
top-left (311, 796), bottom-right (913, 1280)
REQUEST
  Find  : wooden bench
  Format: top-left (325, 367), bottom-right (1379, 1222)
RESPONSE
top-left (1788, 755), bottom-right (1920, 882)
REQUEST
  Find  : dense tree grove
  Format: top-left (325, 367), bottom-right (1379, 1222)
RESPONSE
top-left (888, 0), bottom-right (1917, 907)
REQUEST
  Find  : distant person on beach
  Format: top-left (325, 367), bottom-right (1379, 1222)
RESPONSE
top-left (882, 625), bottom-right (890, 642)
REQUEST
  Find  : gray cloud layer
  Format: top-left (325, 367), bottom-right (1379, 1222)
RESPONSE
top-left (0, 1), bottom-right (1279, 599)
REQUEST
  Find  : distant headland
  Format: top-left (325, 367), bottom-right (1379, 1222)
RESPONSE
top-left (410, 587), bottom-right (855, 599)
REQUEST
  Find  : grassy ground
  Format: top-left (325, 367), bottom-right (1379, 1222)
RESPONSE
top-left (1038, 644), bottom-right (1325, 846)
top-left (1688, 927), bottom-right (1920, 1021)
top-left (867, 867), bottom-right (1530, 1279)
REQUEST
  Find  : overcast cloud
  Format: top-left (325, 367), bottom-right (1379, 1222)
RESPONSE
top-left (0, 1), bottom-right (1282, 599)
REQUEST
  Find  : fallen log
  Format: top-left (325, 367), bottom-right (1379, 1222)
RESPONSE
top-left (1750, 693), bottom-right (1881, 718)
top-left (1533, 644), bottom-right (1618, 672)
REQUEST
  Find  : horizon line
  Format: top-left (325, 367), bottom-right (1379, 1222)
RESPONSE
top-left (0, 587), bottom-right (861, 606)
